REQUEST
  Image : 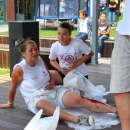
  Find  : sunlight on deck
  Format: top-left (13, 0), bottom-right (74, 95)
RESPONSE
top-left (0, 74), bottom-right (11, 84)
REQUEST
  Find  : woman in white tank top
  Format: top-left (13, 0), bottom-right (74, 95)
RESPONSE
top-left (0, 38), bottom-right (119, 128)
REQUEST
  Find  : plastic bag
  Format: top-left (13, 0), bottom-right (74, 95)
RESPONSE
top-left (63, 70), bottom-right (108, 102)
top-left (24, 107), bottom-right (60, 130)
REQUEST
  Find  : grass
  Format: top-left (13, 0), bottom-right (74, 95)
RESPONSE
top-left (0, 15), bottom-right (123, 38)
top-left (39, 27), bottom-right (77, 37)
top-left (0, 68), bottom-right (10, 75)
top-left (0, 26), bottom-right (116, 38)
top-left (0, 27), bottom-right (116, 38)
top-left (0, 32), bottom-right (8, 35)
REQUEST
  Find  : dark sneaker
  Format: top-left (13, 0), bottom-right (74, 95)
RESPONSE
top-left (78, 115), bottom-right (95, 126)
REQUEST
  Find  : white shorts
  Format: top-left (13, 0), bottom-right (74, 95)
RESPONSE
top-left (28, 86), bottom-right (69, 114)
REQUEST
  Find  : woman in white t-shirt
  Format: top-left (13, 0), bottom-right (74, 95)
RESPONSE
top-left (49, 22), bottom-right (94, 85)
top-left (0, 38), bottom-right (118, 127)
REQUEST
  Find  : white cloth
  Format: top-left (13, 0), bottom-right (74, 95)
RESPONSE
top-left (14, 56), bottom-right (50, 104)
top-left (64, 108), bottom-right (120, 130)
top-left (116, 0), bottom-right (130, 35)
top-left (63, 70), bottom-right (108, 102)
top-left (24, 107), bottom-right (60, 130)
top-left (79, 18), bottom-right (88, 33)
top-left (62, 70), bottom-right (120, 130)
top-left (49, 38), bottom-right (91, 76)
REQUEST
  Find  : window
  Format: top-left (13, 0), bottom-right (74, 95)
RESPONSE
top-left (0, 0), bottom-right (5, 23)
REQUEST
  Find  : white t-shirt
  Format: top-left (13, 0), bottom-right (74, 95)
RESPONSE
top-left (14, 56), bottom-right (50, 104)
top-left (49, 38), bottom-right (91, 76)
top-left (79, 18), bottom-right (88, 33)
top-left (116, 0), bottom-right (130, 35)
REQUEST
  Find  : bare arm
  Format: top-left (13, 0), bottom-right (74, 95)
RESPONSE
top-left (113, 4), bottom-right (117, 8)
top-left (0, 66), bottom-right (23, 108)
top-left (44, 62), bottom-right (55, 90)
top-left (44, 62), bottom-right (55, 83)
top-left (109, 4), bottom-right (113, 8)
top-left (68, 50), bottom-right (94, 71)
top-left (50, 59), bottom-right (69, 74)
top-left (109, 3), bottom-right (116, 8)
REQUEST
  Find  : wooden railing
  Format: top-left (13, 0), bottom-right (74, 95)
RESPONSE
top-left (0, 35), bottom-right (115, 68)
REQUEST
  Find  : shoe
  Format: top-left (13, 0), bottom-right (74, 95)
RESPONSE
top-left (98, 53), bottom-right (101, 58)
top-left (78, 115), bottom-right (95, 126)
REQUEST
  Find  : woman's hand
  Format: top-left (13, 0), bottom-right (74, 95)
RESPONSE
top-left (0, 102), bottom-right (14, 108)
top-left (60, 67), bottom-right (69, 74)
top-left (68, 62), bottom-right (78, 71)
top-left (0, 104), bottom-right (10, 108)
top-left (44, 82), bottom-right (55, 90)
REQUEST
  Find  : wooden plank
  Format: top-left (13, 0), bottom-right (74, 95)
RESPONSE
top-left (0, 51), bottom-right (10, 68)
top-left (0, 126), bottom-right (12, 130)
top-left (0, 120), bottom-right (24, 130)
top-left (0, 64), bottom-right (121, 130)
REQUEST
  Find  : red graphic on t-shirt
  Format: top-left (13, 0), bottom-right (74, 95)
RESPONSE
top-left (59, 53), bottom-right (77, 64)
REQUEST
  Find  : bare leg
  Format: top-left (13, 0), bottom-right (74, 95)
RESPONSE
top-left (49, 70), bottom-right (63, 85)
top-left (36, 99), bottom-right (78, 123)
top-left (63, 91), bottom-right (117, 113)
top-left (114, 92), bottom-right (130, 130)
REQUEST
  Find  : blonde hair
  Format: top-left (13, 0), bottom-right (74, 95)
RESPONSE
top-left (17, 38), bottom-right (36, 52)
top-left (79, 10), bottom-right (87, 17)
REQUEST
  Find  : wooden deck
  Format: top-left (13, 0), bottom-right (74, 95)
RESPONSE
top-left (0, 63), bottom-right (121, 130)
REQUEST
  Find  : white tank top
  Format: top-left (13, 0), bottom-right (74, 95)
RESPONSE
top-left (14, 56), bottom-right (50, 104)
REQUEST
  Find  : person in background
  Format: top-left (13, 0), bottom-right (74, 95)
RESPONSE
top-left (59, 0), bottom-right (66, 17)
top-left (109, 0), bottom-right (117, 27)
top-left (98, 12), bottom-right (110, 58)
top-left (74, 10), bottom-right (88, 41)
top-left (0, 38), bottom-right (118, 127)
top-left (110, 0), bottom-right (130, 129)
top-left (119, 0), bottom-right (125, 14)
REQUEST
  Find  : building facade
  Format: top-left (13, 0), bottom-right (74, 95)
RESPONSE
top-left (0, 0), bottom-right (121, 24)
top-left (0, 0), bottom-right (35, 24)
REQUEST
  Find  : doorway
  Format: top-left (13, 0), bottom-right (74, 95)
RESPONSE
top-left (15, 0), bottom-right (31, 20)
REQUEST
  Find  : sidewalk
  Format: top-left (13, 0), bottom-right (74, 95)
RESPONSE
top-left (98, 57), bottom-right (111, 64)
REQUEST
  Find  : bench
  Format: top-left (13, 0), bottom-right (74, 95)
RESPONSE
top-left (0, 37), bottom-right (115, 68)
top-left (85, 39), bottom-right (115, 57)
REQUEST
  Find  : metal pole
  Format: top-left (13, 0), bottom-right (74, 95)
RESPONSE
top-left (91, 0), bottom-right (99, 64)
